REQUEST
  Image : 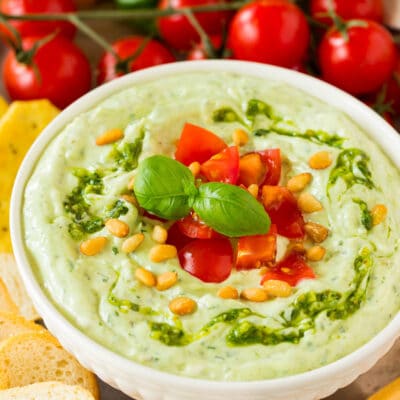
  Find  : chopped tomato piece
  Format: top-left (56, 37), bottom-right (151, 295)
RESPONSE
top-left (167, 222), bottom-right (193, 250)
top-left (175, 123), bottom-right (227, 165)
top-left (258, 148), bottom-right (281, 185)
top-left (238, 152), bottom-right (267, 187)
top-left (178, 238), bottom-right (233, 283)
top-left (260, 251), bottom-right (315, 286)
top-left (200, 146), bottom-right (239, 184)
top-left (177, 211), bottom-right (222, 239)
top-left (236, 224), bottom-right (277, 270)
top-left (261, 185), bottom-right (305, 239)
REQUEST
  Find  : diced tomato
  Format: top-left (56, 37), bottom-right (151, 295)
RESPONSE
top-left (258, 148), bottom-right (281, 185)
top-left (200, 146), bottom-right (239, 184)
top-left (177, 211), bottom-right (222, 239)
top-left (238, 152), bottom-right (267, 187)
top-left (236, 224), bottom-right (277, 270)
top-left (142, 210), bottom-right (167, 223)
top-left (175, 123), bottom-right (227, 165)
top-left (178, 238), bottom-right (233, 283)
top-left (167, 222), bottom-right (193, 251)
top-left (260, 251), bottom-right (315, 286)
top-left (261, 185), bottom-right (305, 239)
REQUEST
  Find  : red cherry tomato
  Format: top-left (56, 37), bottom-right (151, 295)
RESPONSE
top-left (382, 54), bottom-right (400, 115)
top-left (319, 20), bottom-right (396, 95)
top-left (238, 153), bottom-right (267, 187)
top-left (227, 0), bottom-right (310, 68)
top-left (177, 212), bottom-right (222, 239)
top-left (261, 185), bottom-right (305, 239)
top-left (311, 0), bottom-right (383, 25)
top-left (0, 0), bottom-right (76, 41)
top-left (261, 251), bottom-right (315, 286)
top-left (258, 148), bottom-right (281, 186)
top-left (200, 146), bottom-right (239, 184)
top-left (157, 0), bottom-right (231, 51)
top-left (3, 36), bottom-right (91, 109)
top-left (178, 238), bottom-right (234, 283)
top-left (167, 222), bottom-right (194, 250)
top-left (186, 35), bottom-right (223, 60)
top-left (97, 35), bottom-right (175, 84)
top-left (175, 123), bottom-right (227, 166)
top-left (236, 224), bottom-right (277, 270)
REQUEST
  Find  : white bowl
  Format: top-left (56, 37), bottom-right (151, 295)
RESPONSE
top-left (10, 60), bottom-right (400, 400)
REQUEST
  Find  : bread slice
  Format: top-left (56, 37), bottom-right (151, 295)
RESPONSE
top-left (0, 254), bottom-right (39, 320)
top-left (0, 381), bottom-right (95, 399)
top-left (0, 312), bottom-right (45, 342)
top-left (0, 332), bottom-right (99, 399)
top-left (0, 279), bottom-right (18, 315)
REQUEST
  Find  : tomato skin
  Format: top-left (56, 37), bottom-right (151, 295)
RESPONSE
top-left (258, 148), bottom-right (281, 186)
top-left (319, 21), bottom-right (396, 95)
top-left (157, 0), bottom-right (231, 51)
top-left (177, 212), bottom-right (222, 239)
top-left (175, 123), bottom-right (227, 165)
top-left (186, 35), bottom-right (223, 60)
top-left (178, 238), bottom-right (234, 283)
top-left (97, 36), bottom-right (175, 84)
top-left (200, 146), bottom-right (239, 184)
top-left (236, 224), bottom-right (277, 270)
top-left (227, 0), bottom-right (310, 68)
top-left (167, 222), bottom-right (193, 250)
top-left (0, 0), bottom-right (76, 40)
top-left (3, 36), bottom-right (91, 109)
top-left (260, 251), bottom-right (315, 286)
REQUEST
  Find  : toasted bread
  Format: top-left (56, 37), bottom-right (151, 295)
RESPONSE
top-left (0, 279), bottom-right (18, 315)
top-left (0, 312), bottom-right (45, 342)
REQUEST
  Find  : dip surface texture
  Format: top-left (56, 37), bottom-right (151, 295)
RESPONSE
top-left (23, 72), bottom-right (400, 381)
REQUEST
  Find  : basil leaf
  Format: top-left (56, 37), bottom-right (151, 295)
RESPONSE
top-left (193, 182), bottom-right (270, 237)
top-left (133, 155), bottom-right (197, 219)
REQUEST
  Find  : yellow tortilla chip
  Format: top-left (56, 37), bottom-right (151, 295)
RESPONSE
top-left (0, 97), bottom-right (8, 120)
top-left (0, 100), bottom-right (59, 253)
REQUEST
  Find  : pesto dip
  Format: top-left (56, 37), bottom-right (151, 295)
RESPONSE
top-left (23, 72), bottom-right (400, 381)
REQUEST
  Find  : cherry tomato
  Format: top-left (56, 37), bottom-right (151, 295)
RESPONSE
top-left (177, 211), bottom-right (222, 239)
top-left (178, 238), bottom-right (233, 283)
top-left (97, 35), bottom-right (175, 84)
top-left (0, 0), bottom-right (76, 41)
top-left (382, 54), bottom-right (400, 115)
top-left (236, 224), bottom-right (277, 270)
top-left (260, 251), bottom-right (315, 286)
top-left (175, 123), bottom-right (227, 165)
top-left (319, 20), bottom-right (396, 95)
top-left (238, 153), bottom-right (267, 187)
top-left (3, 36), bottom-right (91, 109)
top-left (200, 146), bottom-right (239, 184)
top-left (186, 35), bottom-right (223, 60)
top-left (311, 0), bottom-right (383, 25)
top-left (258, 148), bottom-right (281, 186)
top-left (261, 185), bottom-right (305, 239)
top-left (227, 0), bottom-right (310, 68)
top-left (167, 222), bottom-right (194, 250)
top-left (157, 0), bottom-right (231, 51)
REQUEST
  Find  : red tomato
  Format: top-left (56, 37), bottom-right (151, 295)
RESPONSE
top-left (238, 153), bottom-right (267, 187)
top-left (177, 212), bottom-right (221, 239)
top-left (186, 35), bottom-right (223, 60)
top-left (261, 185), bottom-right (305, 239)
top-left (236, 224), bottom-right (277, 270)
top-left (383, 54), bottom-right (400, 115)
top-left (3, 36), bottom-right (91, 109)
top-left (227, 0), bottom-right (310, 68)
top-left (97, 35), bottom-right (175, 84)
top-left (200, 146), bottom-right (239, 184)
top-left (310, 0), bottom-right (383, 25)
top-left (167, 222), bottom-right (194, 250)
top-left (157, 0), bottom-right (231, 51)
top-left (260, 251), bottom-right (315, 286)
top-left (178, 238), bottom-right (233, 283)
top-left (258, 148), bottom-right (281, 186)
top-left (0, 0), bottom-right (76, 41)
top-left (319, 20), bottom-right (396, 95)
top-left (175, 123), bottom-right (227, 165)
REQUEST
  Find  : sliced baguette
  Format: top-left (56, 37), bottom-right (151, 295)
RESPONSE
top-left (0, 381), bottom-right (95, 400)
top-left (0, 312), bottom-right (45, 342)
top-left (0, 331), bottom-right (99, 399)
top-left (0, 279), bottom-right (18, 315)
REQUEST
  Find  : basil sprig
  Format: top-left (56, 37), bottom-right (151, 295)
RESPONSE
top-left (134, 155), bottom-right (270, 237)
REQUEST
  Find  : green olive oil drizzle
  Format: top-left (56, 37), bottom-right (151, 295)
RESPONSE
top-left (352, 198), bottom-right (373, 231)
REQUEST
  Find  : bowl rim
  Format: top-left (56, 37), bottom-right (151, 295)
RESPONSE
top-left (10, 59), bottom-right (400, 392)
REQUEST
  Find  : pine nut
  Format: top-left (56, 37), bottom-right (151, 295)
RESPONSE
top-left (241, 288), bottom-right (268, 302)
top-left (263, 280), bottom-right (292, 298)
top-left (121, 233), bottom-right (144, 253)
top-left (247, 184), bottom-right (259, 198)
top-left (149, 244), bottom-right (177, 262)
top-left (152, 225), bottom-right (168, 244)
top-left (287, 173), bottom-right (312, 192)
top-left (127, 176), bottom-right (135, 190)
top-left (232, 129), bottom-right (249, 146)
top-left (298, 193), bottom-right (323, 213)
top-left (371, 204), bottom-right (387, 226)
top-left (135, 267), bottom-right (156, 287)
top-left (105, 219), bottom-right (130, 238)
top-left (306, 245), bottom-right (326, 261)
top-left (156, 271), bottom-right (178, 291)
top-left (188, 161), bottom-right (201, 177)
top-left (80, 236), bottom-right (107, 256)
top-left (304, 222), bottom-right (329, 243)
top-left (217, 286), bottom-right (239, 299)
top-left (309, 151), bottom-right (332, 169)
top-left (96, 128), bottom-right (124, 145)
top-left (121, 194), bottom-right (138, 207)
top-left (288, 242), bottom-right (306, 255)
top-left (169, 297), bottom-right (197, 315)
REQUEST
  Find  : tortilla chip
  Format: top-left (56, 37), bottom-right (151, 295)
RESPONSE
top-left (0, 97), bottom-right (8, 120)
